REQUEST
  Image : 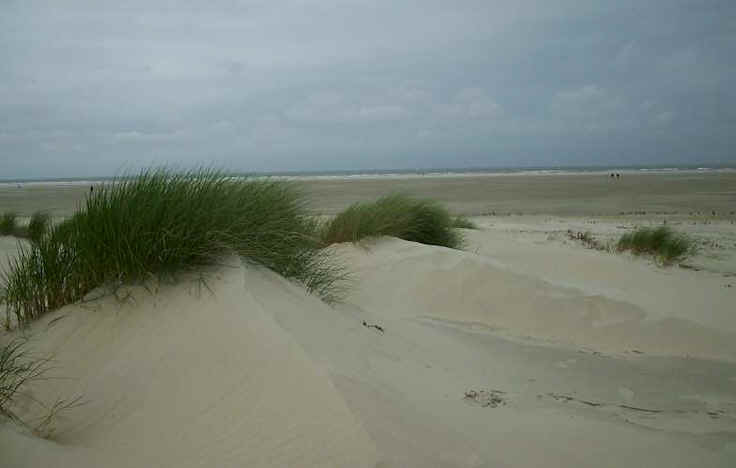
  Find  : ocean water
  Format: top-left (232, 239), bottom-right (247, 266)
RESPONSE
top-left (1, 164), bottom-right (734, 186)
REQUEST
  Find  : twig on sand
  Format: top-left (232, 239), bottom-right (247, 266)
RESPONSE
top-left (362, 321), bottom-right (385, 333)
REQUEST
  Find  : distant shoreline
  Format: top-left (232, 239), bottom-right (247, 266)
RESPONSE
top-left (1, 165), bottom-right (734, 186)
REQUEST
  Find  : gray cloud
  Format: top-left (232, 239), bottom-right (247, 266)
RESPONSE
top-left (1, 0), bottom-right (735, 178)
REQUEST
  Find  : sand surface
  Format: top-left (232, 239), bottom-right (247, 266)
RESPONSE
top-left (2, 260), bottom-right (379, 468)
top-left (2, 171), bottom-right (736, 466)
top-left (3, 170), bottom-right (736, 217)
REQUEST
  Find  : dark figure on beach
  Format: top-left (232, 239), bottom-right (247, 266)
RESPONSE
top-left (90, 185), bottom-right (94, 193)
top-left (610, 173), bottom-right (615, 178)
top-left (616, 173), bottom-right (621, 179)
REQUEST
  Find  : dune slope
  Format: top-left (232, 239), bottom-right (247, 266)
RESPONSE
top-left (1, 259), bottom-right (378, 468)
top-left (338, 237), bottom-right (736, 361)
top-left (248, 239), bottom-right (736, 466)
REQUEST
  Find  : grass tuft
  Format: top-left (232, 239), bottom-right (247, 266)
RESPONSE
top-left (0, 212), bottom-right (17, 236)
top-left (451, 216), bottom-right (477, 229)
top-left (616, 226), bottom-right (695, 264)
top-left (26, 211), bottom-right (51, 244)
top-left (0, 338), bottom-right (82, 437)
top-left (1, 168), bottom-right (345, 326)
top-left (0, 339), bottom-right (47, 423)
top-left (321, 194), bottom-right (464, 249)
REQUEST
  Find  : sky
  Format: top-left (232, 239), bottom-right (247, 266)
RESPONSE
top-left (1, 0), bottom-right (735, 178)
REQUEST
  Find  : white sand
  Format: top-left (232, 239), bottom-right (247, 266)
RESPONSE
top-left (1, 260), bottom-right (379, 468)
top-left (341, 236), bottom-right (736, 362)
top-left (2, 233), bottom-right (736, 466)
top-left (2, 171), bottom-right (736, 466)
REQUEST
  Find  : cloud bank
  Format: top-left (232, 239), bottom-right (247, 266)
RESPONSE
top-left (1, 0), bottom-right (735, 177)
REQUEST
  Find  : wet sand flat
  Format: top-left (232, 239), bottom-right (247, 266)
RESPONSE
top-left (302, 170), bottom-right (736, 215)
top-left (2, 171), bottom-right (735, 217)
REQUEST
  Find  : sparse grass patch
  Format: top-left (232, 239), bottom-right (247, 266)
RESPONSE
top-left (26, 211), bottom-right (51, 244)
top-left (0, 338), bottom-right (82, 437)
top-left (0, 212), bottom-right (17, 236)
top-left (321, 194), bottom-right (464, 248)
top-left (616, 226), bottom-right (695, 264)
top-left (452, 216), bottom-right (477, 229)
top-left (0, 339), bottom-right (47, 423)
top-left (567, 230), bottom-right (607, 251)
top-left (2, 168), bottom-right (345, 326)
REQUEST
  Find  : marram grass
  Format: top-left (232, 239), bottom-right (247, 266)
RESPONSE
top-left (451, 216), bottom-right (477, 229)
top-left (26, 211), bottom-right (51, 244)
top-left (1, 168), bottom-right (345, 326)
top-left (616, 226), bottom-right (695, 264)
top-left (0, 338), bottom-right (80, 437)
top-left (0, 211), bottom-right (51, 242)
top-left (0, 212), bottom-right (17, 236)
top-left (321, 194), bottom-right (464, 248)
top-left (0, 338), bottom-right (47, 422)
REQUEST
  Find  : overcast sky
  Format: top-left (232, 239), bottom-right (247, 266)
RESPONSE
top-left (1, 0), bottom-right (735, 178)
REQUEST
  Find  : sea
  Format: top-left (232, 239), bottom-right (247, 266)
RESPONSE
top-left (1, 164), bottom-right (734, 186)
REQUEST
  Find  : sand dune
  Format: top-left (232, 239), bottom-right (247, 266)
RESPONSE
top-left (340, 237), bottom-right (736, 361)
top-left (245, 240), bottom-right (736, 466)
top-left (3, 233), bottom-right (736, 467)
top-left (1, 259), bottom-right (378, 468)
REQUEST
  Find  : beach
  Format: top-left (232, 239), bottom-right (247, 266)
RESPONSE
top-left (3, 169), bottom-right (736, 217)
top-left (2, 170), bottom-right (736, 467)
